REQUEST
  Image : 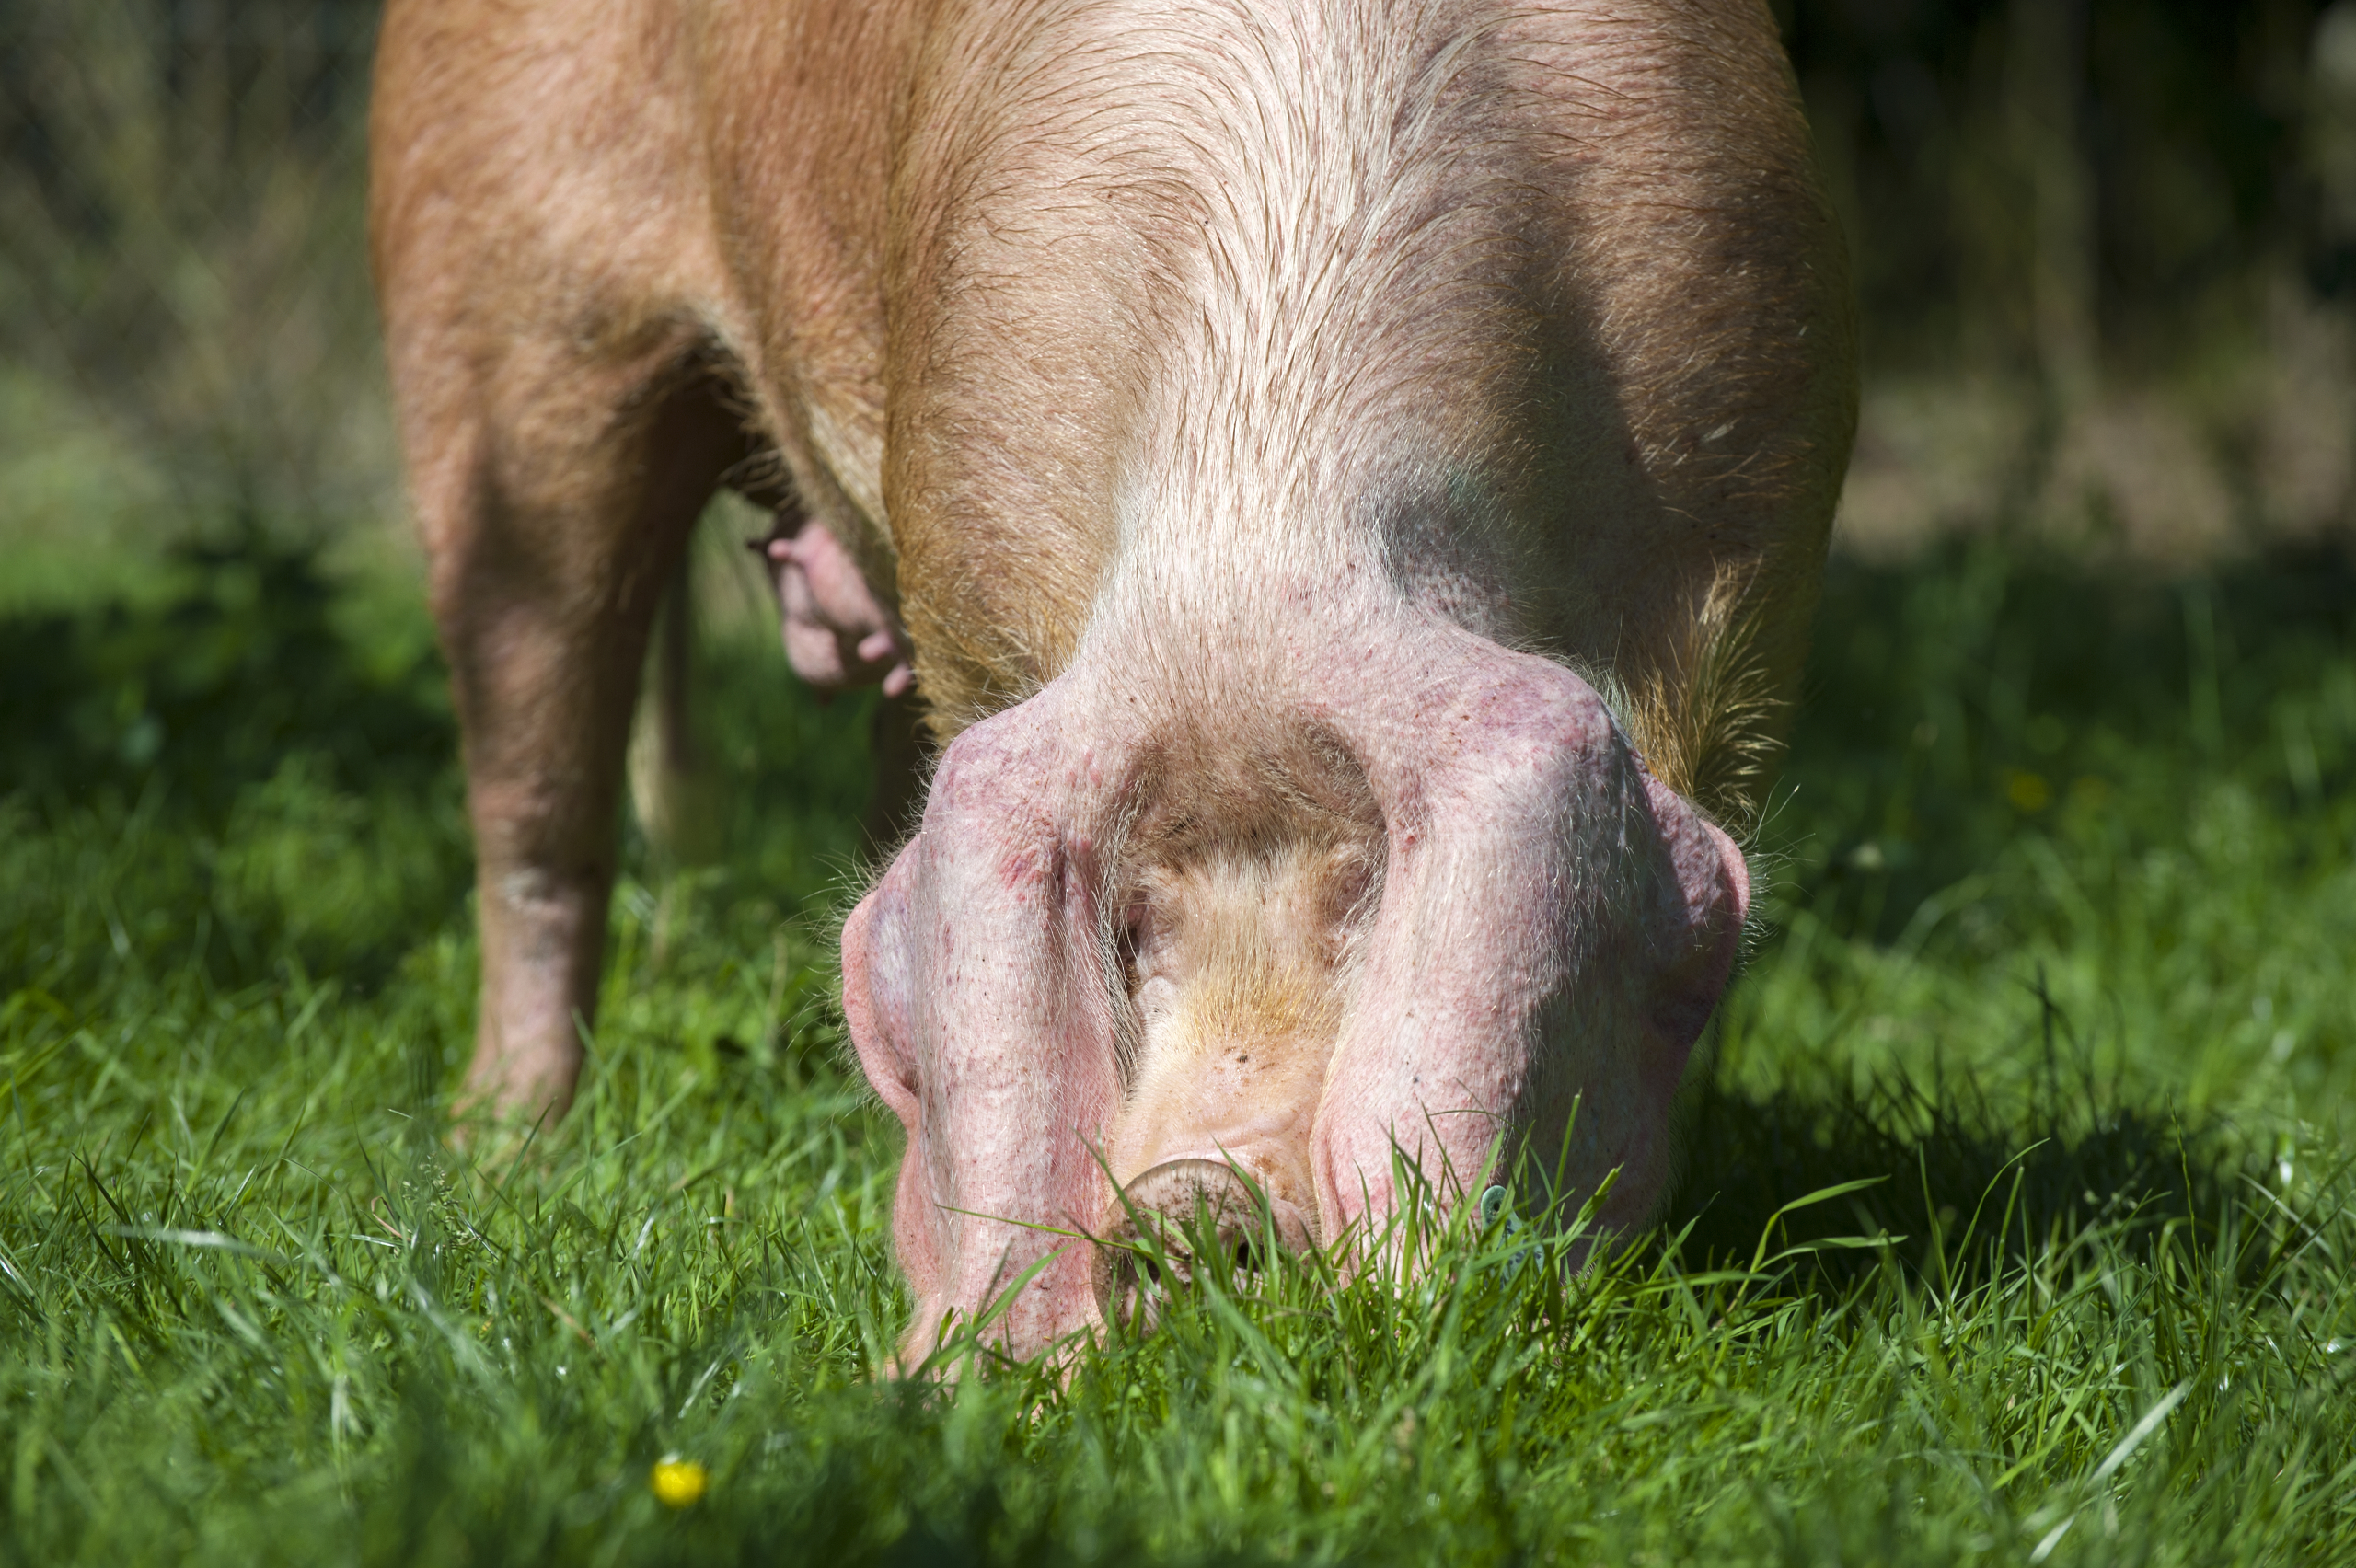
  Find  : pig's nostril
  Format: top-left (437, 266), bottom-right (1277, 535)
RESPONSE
top-left (1091, 1159), bottom-right (1315, 1331)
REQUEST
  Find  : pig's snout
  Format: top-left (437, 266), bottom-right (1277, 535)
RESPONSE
top-left (841, 645), bottom-right (1750, 1363)
top-left (1093, 1159), bottom-right (1320, 1330)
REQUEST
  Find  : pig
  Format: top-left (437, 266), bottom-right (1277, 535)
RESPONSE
top-left (370, 0), bottom-right (1854, 1361)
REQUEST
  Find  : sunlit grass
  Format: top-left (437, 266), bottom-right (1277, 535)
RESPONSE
top-left (3, 533), bottom-right (2353, 1563)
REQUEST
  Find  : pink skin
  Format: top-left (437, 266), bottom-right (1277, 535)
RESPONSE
top-left (842, 678), bottom-right (1123, 1358)
top-left (842, 596), bottom-right (1748, 1365)
top-left (763, 517), bottom-right (914, 698)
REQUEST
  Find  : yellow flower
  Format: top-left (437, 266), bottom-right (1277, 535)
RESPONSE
top-left (2004, 769), bottom-right (2050, 813)
top-left (651, 1454), bottom-right (709, 1508)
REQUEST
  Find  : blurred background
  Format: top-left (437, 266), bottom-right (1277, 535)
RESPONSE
top-left (7, 0), bottom-right (2356, 575)
top-left (0, 0), bottom-right (387, 601)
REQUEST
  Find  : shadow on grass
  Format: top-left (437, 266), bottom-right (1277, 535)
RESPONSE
top-left (1655, 976), bottom-right (2332, 1299)
top-left (0, 531), bottom-right (473, 993)
top-left (1685, 536), bottom-right (2356, 1294)
top-left (1665, 1071), bottom-right (2224, 1285)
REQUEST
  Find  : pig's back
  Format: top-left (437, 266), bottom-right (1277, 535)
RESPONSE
top-left (870, 0), bottom-right (1853, 811)
top-left (371, 0), bottom-right (732, 366)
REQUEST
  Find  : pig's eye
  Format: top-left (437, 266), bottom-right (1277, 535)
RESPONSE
top-left (1116, 905), bottom-right (1150, 984)
top-left (1116, 905), bottom-right (1178, 1026)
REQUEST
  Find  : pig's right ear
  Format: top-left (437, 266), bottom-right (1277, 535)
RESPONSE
top-left (1638, 774), bottom-right (1750, 1080)
top-left (840, 850), bottom-right (920, 1129)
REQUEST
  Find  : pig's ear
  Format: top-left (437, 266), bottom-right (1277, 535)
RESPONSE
top-left (841, 853), bottom-right (919, 1129)
top-left (1640, 775), bottom-right (1750, 1071)
top-left (839, 845), bottom-right (954, 1347)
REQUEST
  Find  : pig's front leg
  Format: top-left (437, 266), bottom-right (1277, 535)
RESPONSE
top-left (409, 350), bottom-right (751, 1128)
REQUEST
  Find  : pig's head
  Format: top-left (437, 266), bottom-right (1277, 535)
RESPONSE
top-left (840, 601), bottom-right (1748, 1366)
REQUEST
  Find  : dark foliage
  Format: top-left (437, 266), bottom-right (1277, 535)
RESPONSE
top-left (1786, 539), bottom-right (2356, 944)
top-left (0, 531), bottom-right (455, 815)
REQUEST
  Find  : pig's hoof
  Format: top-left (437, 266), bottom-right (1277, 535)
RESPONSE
top-left (1092, 1158), bottom-right (1316, 1331)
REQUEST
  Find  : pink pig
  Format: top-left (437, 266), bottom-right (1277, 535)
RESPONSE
top-left (372, 0), bottom-right (1855, 1361)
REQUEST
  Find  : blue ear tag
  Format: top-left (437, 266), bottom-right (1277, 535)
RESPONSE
top-left (1479, 1184), bottom-right (1534, 1272)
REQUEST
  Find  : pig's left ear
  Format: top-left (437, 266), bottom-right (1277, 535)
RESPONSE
top-left (839, 847), bottom-right (954, 1328)
top-left (1639, 775), bottom-right (1750, 1073)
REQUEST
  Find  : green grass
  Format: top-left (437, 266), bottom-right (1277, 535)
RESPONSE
top-left (3, 528), bottom-right (2353, 1565)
